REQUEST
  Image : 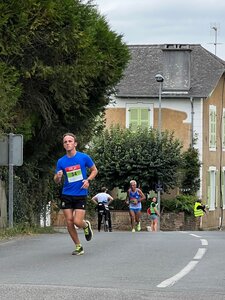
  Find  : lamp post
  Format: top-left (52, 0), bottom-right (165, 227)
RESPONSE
top-left (155, 74), bottom-right (164, 231)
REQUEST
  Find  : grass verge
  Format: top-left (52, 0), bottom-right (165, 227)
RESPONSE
top-left (0, 224), bottom-right (56, 240)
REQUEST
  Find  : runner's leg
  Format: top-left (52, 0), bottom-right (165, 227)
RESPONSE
top-left (63, 208), bottom-right (80, 244)
top-left (135, 210), bottom-right (141, 223)
top-left (108, 211), bottom-right (112, 231)
top-left (73, 209), bottom-right (86, 229)
top-left (98, 212), bottom-right (102, 231)
top-left (129, 210), bottom-right (135, 230)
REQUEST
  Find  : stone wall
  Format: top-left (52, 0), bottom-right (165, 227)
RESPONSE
top-left (51, 209), bottom-right (200, 231)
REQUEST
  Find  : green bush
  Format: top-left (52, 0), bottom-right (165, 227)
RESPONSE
top-left (161, 195), bottom-right (196, 215)
top-left (86, 199), bottom-right (97, 217)
top-left (109, 199), bottom-right (129, 211)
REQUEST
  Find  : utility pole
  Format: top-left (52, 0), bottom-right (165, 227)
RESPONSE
top-left (155, 74), bottom-right (164, 231)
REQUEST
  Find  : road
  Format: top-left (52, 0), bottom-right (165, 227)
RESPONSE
top-left (0, 230), bottom-right (225, 300)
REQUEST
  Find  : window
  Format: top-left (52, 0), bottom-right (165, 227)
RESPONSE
top-left (222, 109), bottom-right (225, 150)
top-left (162, 47), bottom-right (191, 91)
top-left (207, 167), bottom-right (217, 210)
top-left (209, 105), bottom-right (216, 150)
top-left (126, 104), bottom-right (153, 131)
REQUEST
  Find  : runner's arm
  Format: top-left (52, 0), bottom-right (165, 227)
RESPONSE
top-left (137, 189), bottom-right (146, 201)
top-left (54, 170), bottom-right (63, 184)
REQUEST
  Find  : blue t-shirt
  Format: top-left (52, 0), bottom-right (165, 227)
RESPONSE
top-left (55, 151), bottom-right (94, 196)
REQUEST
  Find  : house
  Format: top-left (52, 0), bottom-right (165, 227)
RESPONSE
top-left (105, 44), bottom-right (225, 230)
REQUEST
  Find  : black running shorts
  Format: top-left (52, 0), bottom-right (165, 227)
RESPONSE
top-left (60, 194), bottom-right (87, 210)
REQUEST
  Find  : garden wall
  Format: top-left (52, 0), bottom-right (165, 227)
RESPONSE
top-left (51, 210), bottom-right (200, 231)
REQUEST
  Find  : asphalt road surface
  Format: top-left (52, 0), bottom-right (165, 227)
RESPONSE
top-left (0, 230), bottom-right (225, 300)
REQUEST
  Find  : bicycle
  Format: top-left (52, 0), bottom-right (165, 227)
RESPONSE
top-left (96, 203), bottom-right (112, 232)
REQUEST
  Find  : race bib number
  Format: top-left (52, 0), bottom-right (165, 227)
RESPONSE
top-left (65, 165), bottom-right (83, 183)
top-left (130, 197), bottom-right (137, 204)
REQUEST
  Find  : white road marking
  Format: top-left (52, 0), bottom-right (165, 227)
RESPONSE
top-left (190, 234), bottom-right (201, 238)
top-left (157, 233), bottom-right (208, 288)
top-left (157, 261), bottom-right (199, 288)
top-left (201, 239), bottom-right (208, 246)
top-left (193, 248), bottom-right (206, 260)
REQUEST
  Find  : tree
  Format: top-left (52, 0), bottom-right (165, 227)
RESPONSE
top-left (179, 146), bottom-right (201, 195)
top-left (87, 126), bottom-right (183, 194)
top-left (0, 0), bottom-right (130, 224)
top-left (0, 63), bottom-right (21, 134)
top-left (1, 0), bottom-right (130, 143)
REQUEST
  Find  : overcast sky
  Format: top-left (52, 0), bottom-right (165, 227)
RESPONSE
top-left (93, 0), bottom-right (225, 60)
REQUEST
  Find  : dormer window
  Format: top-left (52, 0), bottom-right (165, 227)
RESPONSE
top-left (162, 45), bottom-right (191, 92)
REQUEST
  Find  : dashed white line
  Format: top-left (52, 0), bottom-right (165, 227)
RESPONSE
top-left (157, 261), bottom-right (199, 288)
top-left (157, 233), bottom-right (208, 288)
top-left (193, 248), bottom-right (207, 260)
top-left (190, 234), bottom-right (201, 238)
top-left (201, 239), bottom-right (208, 246)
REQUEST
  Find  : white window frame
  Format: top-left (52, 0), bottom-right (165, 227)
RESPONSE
top-left (125, 103), bottom-right (153, 129)
top-left (209, 105), bottom-right (216, 151)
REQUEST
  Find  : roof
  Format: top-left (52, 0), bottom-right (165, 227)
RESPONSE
top-left (116, 44), bottom-right (225, 99)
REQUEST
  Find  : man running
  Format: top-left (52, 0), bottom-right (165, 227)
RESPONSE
top-left (54, 133), bottom-right (98, 255)
top-left (126, 180), bottom-right (146, 232)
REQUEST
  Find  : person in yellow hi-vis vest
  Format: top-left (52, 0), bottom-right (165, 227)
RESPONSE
top-left (194, 199), bottom-right (207, 229)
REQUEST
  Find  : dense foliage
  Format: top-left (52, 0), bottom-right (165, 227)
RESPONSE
top-left (161, 195), bottom-right (196, 215)
top-left (87, 126), bottom-right (183, 194)
top-left (179, 147), bottom-right (201, 195)
top-left (0, 0), bottom-right (130, 225)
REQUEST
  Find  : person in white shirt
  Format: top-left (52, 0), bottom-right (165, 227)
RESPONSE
top-left (92, 187), bottom-right (114, 232)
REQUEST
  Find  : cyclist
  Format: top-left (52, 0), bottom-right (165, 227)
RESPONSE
top-left (92, 187), bottom-right (114, 232)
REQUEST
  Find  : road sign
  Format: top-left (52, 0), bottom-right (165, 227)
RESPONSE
top-left (155, 183), bottom-right (163, 192)
top-left (0, 134), bottom-right (23, 166)
top-left (0, 133), bottom-right (23, 227)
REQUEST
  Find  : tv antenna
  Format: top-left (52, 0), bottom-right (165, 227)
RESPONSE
top-left (209, 23), bottom-right (221, 56)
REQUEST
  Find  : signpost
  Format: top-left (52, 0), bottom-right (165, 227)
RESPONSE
top-left (0, 133), bottom-right (23, 227)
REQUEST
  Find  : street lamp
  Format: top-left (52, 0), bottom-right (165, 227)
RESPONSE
top-left (155, 74), bottom-right (164, 231)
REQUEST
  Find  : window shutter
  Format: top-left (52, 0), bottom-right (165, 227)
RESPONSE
top-left (129, 108), bottom-right (150, 131)
top-left (140, 108), bottom-right (149, 129)
top-left (207, 171), bottom-right (210, 207)
top-left (129, 108), bottom-right (138, 131)
top-left (209, 106), bottom-right (216, 149)
top-left (216, 170), bottom-right (219, 208)
top-left (223, 110), bottom-right (225, 148)
top-left (222, 170), bottom-right (225, 207)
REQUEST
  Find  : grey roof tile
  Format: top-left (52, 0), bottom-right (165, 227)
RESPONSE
top-left (116, 44), bottom-right (225, 99)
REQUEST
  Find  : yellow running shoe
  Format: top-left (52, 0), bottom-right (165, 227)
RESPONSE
top-left (136, 222), bottom-right (141, 232)
top-left (72, 244), bottom-right (84, 256)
